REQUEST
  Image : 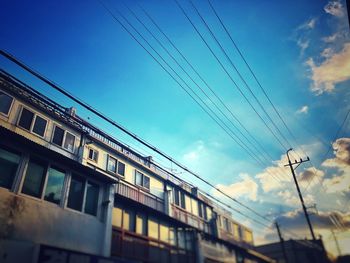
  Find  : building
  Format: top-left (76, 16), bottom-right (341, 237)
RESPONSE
top-left (255, 239), bottom-right (331, 263)
top-left (0, 69), bottom-right (274, 263)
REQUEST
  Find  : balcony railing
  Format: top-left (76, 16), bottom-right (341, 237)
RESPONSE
top-left (116, 180), bottom-right (165, 213)
top-left (111, 228), bottom-right (195, 263)
top-left (171, 204), bottom-right (211, 234)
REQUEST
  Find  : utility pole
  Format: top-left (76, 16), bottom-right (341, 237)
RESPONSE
top-left (275, 221), bottom-right (289, 263)
top-left (331, 229), bottom-right (341, 256)
top-left (285, 148), bottom-right (316, 240)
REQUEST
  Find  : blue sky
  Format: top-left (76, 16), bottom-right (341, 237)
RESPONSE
top-left (1, 0), bottom-right (350, 257)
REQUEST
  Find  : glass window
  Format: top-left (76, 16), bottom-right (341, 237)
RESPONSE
top-left (63, 132), bottom-right (75, 152)
top-left (88, 148), bottom-right (98, 162)
top-left (169, 228), bottom-right (176, 246)
top-left (67, 175), bottom-right (85, 211)
top-left (233, 223), bottom-right (239, 239)
top-left (135, 171), bottom-right (142, 186)
top-left (143, 175), bottom-right (150, 190)
top-left (123, 210), bottom-right (130, 231)
top-left (148, 218), bottom-right (159, 239)
top-left (117, 162), bottom-right (125, 176)
top-left (0, 147), bottom-right (20, 189)
top-left (44, 167), bottom-right (65, 204)
top-left (185, 195), bottom-right (191, 213)
top-left (52, 126), bottom-right (64, 146)
top-left (174, 189), bottom-right (179, 205)
top-left (159, 223), bottom-right (169, 243)
top-left (22, 159), bottom-right (46, 197)
top-left (107, 156), bottom-right (117, 173)
top-left (18, 108), bottom-right (34, 130)
top-left (136, 214), bottom-right (146, 235)
top-left (245, 230), bottom-right (253, 243)
top-left (0, 91), bottom-right (13, 115)
top-left (84, 181), bottom-right (99, 216)
top-left (112, 207), bottom-right (123, 227)
top-left (185, 232), bottom-right (193, 251)
top-left (177, 229), bottom-right (185, 249)
top-left (180, 192), bottom-right (185, 209)
top-left (191, 199), bottom-right (199, 216)
top-left (206, 207), bottom-right (212, 220)
top-left (32, 116), bottom-right (47, 137)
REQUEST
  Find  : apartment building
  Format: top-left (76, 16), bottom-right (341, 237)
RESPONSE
top-left (0, 69), bottom-right (274, 263)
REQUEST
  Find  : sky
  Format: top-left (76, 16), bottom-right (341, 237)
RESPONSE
top-left (1, 0), bottom-right (350, 258)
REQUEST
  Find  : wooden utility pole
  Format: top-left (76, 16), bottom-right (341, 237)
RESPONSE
top-left (275, 221), bottom-right (289, 263)
top-left (331, 229), bottom-right (341, 256)
top-left (284, 148), bottom-right (316, 240)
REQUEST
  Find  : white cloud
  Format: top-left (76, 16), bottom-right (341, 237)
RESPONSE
top-left (321, 47), bottom-right (334, 58)
top-left (297, 39), bottom-right (310, 56)
top-left (306, 42), bottom-right (350, 94)
top-left (323, 137), bottom-right (350, 169)
top-left (296, 105), bottom-right (309, 114)
top-left (215, 173), bottom-right (258, 201)
top-left (323, 174), bottom-right (350, 193)
top-left (322, 33), bottom-right (339, 43)
top-left (324, 1), bottom-right (345, 17)
top-left (277, 190), bottom-right (315, 207)
top-left (298, 18), bottom-right (317, 30)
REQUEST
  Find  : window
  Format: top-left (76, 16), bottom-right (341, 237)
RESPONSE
top-left (136, 214), bottom-right (146, 235)
top-left (117, 161), bottom-right (125, 176)
top-left (191, 199), bottom-right (199, 216)
top-left (107, 156), bottom-right (117, 173)
top-left (44, 167), bottom-right (66, 204)
top-left (135, 170), bottom-right (150, 190)
top-left (123, 210), bottom-right (135, 231)
top-left (32, 116), bottom-right (47, 137)
top-left (177, 229), bottom-right (185, 249)
top-left (84, 181), bottom-right (99, 216)
top-left (112, 207), bottom-right (122, 227)
top-left (174, 189), bottom-right (180, 205)
top-left (18, 108), bottom-right (34, 130)
top-left (0, 91), bottom-right (13, 115)
top-left (22, 159), bottom-right (46, 198)
top-left (88, 148), bottom-right (98, 162)
top-left (63, 132), bottom-right (75, 152)
top-left (52, 126), bottom-right (75, 152)
top-left (245, 229), bottom-right (253, 243)
top-left (148, 217), bottom-right (159, 239)
top-left (185, 195), bottom-right (191, 213)
top-left (0, 147), bottom-right (20, 189)
top-left (18, 107), bottom-right (47, 137)
top-left (67, 174), bottom-right (85, 211)
top-left (169, 228), bottom-right (176, 246)
top-left (233, 223), bottom-right (240, 239)
top-left (159, 223), bottom-right (169, 243)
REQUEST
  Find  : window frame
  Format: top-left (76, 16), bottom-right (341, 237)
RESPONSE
top-left (0, 145), bottom-right (22, 191)
top-left (51, 124), bottom-right (76, 153)
top-left (87, 147), bottom-right (99, 163)
top-left (107, 155), bottom-right (117, 174)
top-left (17, 106), bottom-right (48, 138)
top-left (0, 90), bottom-right (14, 117)
top-left (66, 174), bottom-right (100, 217)
top-left (135, 170), bottom-right (150, 190)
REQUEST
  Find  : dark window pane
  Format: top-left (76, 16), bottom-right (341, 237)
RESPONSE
top-left (88, 149), bottom-right (98, 161)
top-left (22, 159), bottom-right (46, 197)
top-left (63, 132), bottom-right (75, 152)
top-left (117, 162), bottom-right (125, 176)
top-left (174, 189), bottom-right (179, 205)
top-left (84, 181), bottom-right (99, 216)
top-left (67, 175), bottom-right (84, 211)
top-left (135, 171), bottom-right (142, 186)
top-left (32, 116), bottom-right (47, 137)
top-left (18, 108), bottom-right (34, 130)
top-left (0, 147), bottom-right (20, 189)
top-left (52, 126), bottom-right (64, 146)
top-left (44, 167), bottom-right (65, 204)
top-left (0, 92), bottom-right (13, 115)
top-left (143, 176), bottom-right (150, 190)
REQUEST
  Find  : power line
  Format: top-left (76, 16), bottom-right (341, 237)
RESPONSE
top-left (0, 49), bottom-right (270, 226)
top-left (121, 1), bottom-right (288, 183)
top-left (190, 0), bottom-right (293, 151)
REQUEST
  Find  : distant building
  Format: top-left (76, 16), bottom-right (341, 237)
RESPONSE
top-left (255, 239), bottom-right (331, 263)
top-left (0, 70), bottom-right (274, 263)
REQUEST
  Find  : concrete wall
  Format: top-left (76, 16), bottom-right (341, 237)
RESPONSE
top-left (0, 189), bottom-right (107, 257)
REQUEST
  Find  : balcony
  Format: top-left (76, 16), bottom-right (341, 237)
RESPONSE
top-left (171, 204), bottom-right (211, 234)
top-left (115, 180), bottom-right (165, 213)
top-left (111, 228), bottom-right (195, 263)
